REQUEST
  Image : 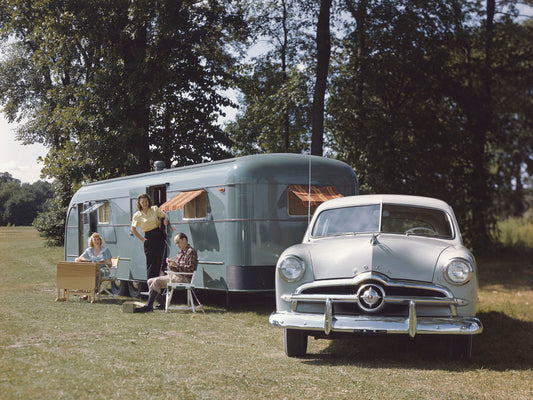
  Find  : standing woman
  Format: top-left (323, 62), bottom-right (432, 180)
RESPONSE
top-left (131, 194), bottom-right (168, 280)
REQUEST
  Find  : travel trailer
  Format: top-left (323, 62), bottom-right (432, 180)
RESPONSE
top-left (64, 153), bottom-right (358, 298)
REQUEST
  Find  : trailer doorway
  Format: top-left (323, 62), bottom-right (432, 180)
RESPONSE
top-left (149, 184), bottom-right (167, 207)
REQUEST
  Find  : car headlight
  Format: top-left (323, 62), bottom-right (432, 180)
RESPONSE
top-left (444, 258), bottom-right (473, 285)
top-left (278, 256), bottom-right (305, 282)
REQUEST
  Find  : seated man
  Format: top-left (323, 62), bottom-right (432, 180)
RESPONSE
top-left (135, 232), bottom-right (198, 313)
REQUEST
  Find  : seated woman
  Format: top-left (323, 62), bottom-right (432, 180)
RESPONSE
top-left (75, 232), bottom-right (112, 292)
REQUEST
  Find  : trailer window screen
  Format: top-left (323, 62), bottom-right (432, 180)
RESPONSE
top-left (160, 190), bottom-right (207, 219)
top-left (98, 201), bottom-right (110, 223)
top-left (288, 185), bottom-right (343, 216)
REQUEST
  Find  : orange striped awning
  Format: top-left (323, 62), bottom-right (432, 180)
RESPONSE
top-left (159, 190), bottom-right (206, 212)
top-left (289, 185), bottom-right (343, 207)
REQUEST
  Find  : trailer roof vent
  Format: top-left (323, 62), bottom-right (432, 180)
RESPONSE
top-left (154, 161), bottom-right (165, 171)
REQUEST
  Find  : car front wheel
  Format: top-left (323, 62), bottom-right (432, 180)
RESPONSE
top-left (284, 328), bottom-right (308, 357)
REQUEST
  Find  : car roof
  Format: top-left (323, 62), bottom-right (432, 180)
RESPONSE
top-left (317, 194), bottom-right (452, 212)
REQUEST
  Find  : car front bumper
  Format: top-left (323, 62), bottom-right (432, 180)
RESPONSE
top-left (269, 299), bottom-right (483, 337)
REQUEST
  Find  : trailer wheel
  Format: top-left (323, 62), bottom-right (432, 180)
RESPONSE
top-left (128, 281), bottom-right (142, 298)
top-left (283, 328), bottom-right (308, 357)
top-left (111, 280), bottom-right (128, 296)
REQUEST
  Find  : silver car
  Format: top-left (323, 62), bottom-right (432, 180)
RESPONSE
top-left (269, 194), bottom-right (483, 359)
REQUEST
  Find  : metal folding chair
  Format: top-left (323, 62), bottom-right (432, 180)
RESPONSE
top-left (165, 266), bottom-right (202, 313)
top-left (98, 256), bottom-right (120, 300)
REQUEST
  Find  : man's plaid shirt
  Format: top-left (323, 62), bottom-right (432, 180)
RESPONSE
top-left (174, 244), bottom-right (198, 274)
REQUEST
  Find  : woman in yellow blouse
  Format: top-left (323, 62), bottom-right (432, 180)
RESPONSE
top-left (131, 194), bottom-right (168, 280)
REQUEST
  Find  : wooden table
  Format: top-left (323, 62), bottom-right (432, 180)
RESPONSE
top-left (56, 261), bottom-right (99, 303)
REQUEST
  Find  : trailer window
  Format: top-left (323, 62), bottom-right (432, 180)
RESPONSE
top-left (184, 191), bottom-right (207, 219)
top-left (288, 185), bottom-right (343, 216)
top-left (98, 201), bottom-right (110, 224)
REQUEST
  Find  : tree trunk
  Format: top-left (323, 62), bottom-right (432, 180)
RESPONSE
top-left (281, 0), bottom-right (290, 152)
top-left (121, 8), bottom-right (152, 175)
top-left (311, 0), bottom-right (333, 156)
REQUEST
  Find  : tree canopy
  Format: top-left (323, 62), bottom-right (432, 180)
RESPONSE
top-left (1, 0), bottom-right (532, 252)
top-left (0, 172), bottom-right (53, 226)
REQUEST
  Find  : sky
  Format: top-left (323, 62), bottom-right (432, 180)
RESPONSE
top-left (0, 114), bottom-right (47, 184)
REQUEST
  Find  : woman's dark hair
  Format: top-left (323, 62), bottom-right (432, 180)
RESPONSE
top-left (136, 194), bottom-right (153, 211)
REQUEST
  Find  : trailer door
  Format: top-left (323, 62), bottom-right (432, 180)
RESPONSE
top-left (81, 201), bottom-right (102, 242)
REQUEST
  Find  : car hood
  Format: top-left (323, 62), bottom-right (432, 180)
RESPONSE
top-left (310, 234), bottom-right (451, 282)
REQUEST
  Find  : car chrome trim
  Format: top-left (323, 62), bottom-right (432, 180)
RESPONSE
top-left (282, 293), bottom-right (465, 307)
top-left (356, 283), bottom-right (386, 312)
top-left (408, 301), bottom-right (416, 337)
top-left (324, 298), bottom-right (333, 335)
top-left (294, 272), bottom-right (453, 299)
top-left (269, 312), bottom-right (483, 337)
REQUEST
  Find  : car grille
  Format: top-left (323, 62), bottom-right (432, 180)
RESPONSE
top-left (296, 280), bottom-right (450, 317)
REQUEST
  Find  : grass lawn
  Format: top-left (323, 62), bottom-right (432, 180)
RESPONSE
top-left (0, 227), bottom-right (532, 400)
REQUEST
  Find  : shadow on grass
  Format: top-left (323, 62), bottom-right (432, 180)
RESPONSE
top-left (300, 311), bottom-right (532, 371)
top-left (168, 290), bottom-right (276, 315)
top-left (109, 289), bottom-right (276, 315)
top-left (477, 252), bottom-right (533, 290)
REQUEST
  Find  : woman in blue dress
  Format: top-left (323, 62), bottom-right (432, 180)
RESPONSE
top-left (75, 232), bottom-right (113, 291)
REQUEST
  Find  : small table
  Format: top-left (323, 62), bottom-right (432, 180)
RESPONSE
top-left (56, 262), bottom-right (99, 303)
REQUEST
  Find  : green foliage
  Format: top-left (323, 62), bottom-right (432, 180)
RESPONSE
top-left (0, 0), bottom-right (245, 178)
top-left (496, 212), bottom-right (533, 250)
top-left (228, 0), bottom-right (315, 154)
top-left (1, 0), bottom-right (531, 252)
top-left (227, 64), bottom-right (312, 154)
top-left (32, 197), bottom-right (65, 246)
top-left (0, 172), bottom-right (53, 226)
top-left (327, 0), bottom-right (533, 251)
top-left (0, 0), bottom-right (247, 243)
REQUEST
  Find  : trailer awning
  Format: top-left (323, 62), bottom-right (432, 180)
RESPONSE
top-left (159, 190), bottom-right (206, 212)
top-left (288, 185), bottom-right (343, 207)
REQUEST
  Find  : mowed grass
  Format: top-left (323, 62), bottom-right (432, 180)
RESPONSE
top-left (0, 227), bottom-right (532, 400)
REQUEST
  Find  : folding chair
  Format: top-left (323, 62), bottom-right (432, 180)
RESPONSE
top-left (98, 256), bottom-right (120, 300)
top-left (165, 264), bottom-right (202, 313)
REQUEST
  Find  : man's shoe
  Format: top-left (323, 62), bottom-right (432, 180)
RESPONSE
top-left (154, 303), bottom-right (166, 310)
top-left (134, 305), bottom-right (153, 313)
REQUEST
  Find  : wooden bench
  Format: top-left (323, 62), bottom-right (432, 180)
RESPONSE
top-left (56, 261), bottom-right (99, 303)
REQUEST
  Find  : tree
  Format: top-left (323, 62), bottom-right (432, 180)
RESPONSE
top-left (0, 0), bottom-right (246, 242)
top-left (327, 0), bottom-right (533, 251)
top-left (227, 0), bottom-right (315, 154)
top-left (311, 0), bottom-right (333, 156)
top-left (0, 172), bottom-right (53, 226)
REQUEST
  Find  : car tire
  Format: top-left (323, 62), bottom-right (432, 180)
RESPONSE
top-left (284, 328), bottom-right (308, 357)
top-left (449, 335), bottom-right (472, 361)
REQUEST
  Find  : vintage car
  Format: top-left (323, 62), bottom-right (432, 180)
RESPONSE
top-left (269, 194), bottom-right (483, 359)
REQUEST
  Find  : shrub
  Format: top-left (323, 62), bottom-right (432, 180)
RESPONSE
top-left (496, 216), bottom-right (533, 250)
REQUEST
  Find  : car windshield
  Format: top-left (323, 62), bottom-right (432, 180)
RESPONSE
top-left (311, 204), bottom-right (454, 239)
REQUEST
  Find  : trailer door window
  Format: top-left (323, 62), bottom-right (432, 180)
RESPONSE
top-left (98, 201), bottom-right (110, 224)
top-left (288, 185), bottom-right (343, 216)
